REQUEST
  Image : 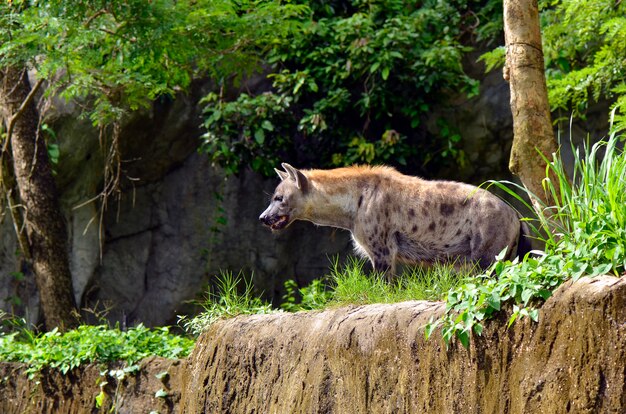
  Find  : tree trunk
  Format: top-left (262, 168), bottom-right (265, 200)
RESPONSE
top-left (503, 0), bottom-right (559, 211)
top-left (0, 67), bottom-right (78, 330)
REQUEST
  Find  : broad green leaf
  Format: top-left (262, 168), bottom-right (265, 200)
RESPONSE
top-left (254, 128), bottom-right (265, 144)
top-left (381, 67), bottom-right (390, 80)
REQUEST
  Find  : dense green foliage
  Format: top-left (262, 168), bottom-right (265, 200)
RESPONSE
top-left (427, 128), bottom-right (625, 348)
top-left (0, 319), bottom-right (194, 378)
top-left (542, 0), bottom-right (626, 131)
top-left (0, 0), bottom-right (306, 126)
top-left (480, 0), bottom-right (626, 131)
top-left (200, 0), bottom-right (502, 176)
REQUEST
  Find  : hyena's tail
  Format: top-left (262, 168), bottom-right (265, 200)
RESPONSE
top-left (516, 221), bottom-right (534, 260)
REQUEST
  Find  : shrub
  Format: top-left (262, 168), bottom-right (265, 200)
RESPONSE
top-left (0, 320), bottom-right (194, 378)
top-left (200, 0), bottom-right (503, 176)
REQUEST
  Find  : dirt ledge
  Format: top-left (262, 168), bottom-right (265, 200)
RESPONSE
top-left (0, 356), bottom-right (184, 414)
top-left (179, 275), bottom-right (626, 413)
top-left (1, 275), bottom-right (624, 413)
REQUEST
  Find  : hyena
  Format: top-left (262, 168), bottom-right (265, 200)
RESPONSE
top-left (259, 163), bottom-right (531, 278)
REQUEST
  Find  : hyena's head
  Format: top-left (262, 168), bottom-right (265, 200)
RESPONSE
top-left (259, 163), bottom-right (309, 231)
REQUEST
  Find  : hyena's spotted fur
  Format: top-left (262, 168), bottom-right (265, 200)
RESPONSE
top-left (260, 163), bottom-right (531, 278)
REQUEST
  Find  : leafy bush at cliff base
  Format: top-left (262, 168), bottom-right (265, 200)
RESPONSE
top-left (200, 0), bottom-right (503, 176)
top-left (427, 127), bottom-right (626, 348)
top-left (0, 322), bottom-right (194, 378)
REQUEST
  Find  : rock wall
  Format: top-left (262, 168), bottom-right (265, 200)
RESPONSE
top-left (1, 275), bottom-right (624, 413)
top-left (0, 84), bottom-right (355, 327)
top-left (83, 159), bottom-right (353, 326)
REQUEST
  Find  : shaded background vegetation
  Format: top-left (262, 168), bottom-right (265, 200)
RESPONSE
top-left (201, 0), bottom-right (505, 176)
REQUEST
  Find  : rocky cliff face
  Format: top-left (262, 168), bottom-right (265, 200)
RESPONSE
top-left (0, 85), bottom-right (355, 327)
top-left (1, 275), bottom-right (624, 413)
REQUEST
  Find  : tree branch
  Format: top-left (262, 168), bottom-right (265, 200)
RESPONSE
top-left (83, 9), bottom-right (109, 28)
top-left (5, 77), bottom-right (44, 148)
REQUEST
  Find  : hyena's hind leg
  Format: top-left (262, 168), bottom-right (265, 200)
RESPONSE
top-left (470, 220), bottom-right (519, 269)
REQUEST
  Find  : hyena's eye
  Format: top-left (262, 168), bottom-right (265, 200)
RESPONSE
top-left (274, 195), bottom-right (284, 202)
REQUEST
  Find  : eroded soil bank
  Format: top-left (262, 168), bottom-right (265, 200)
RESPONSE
top-left (181, 275), bottom-right (625, 413)
top-left (1, 275), bottom-right (625, 413)
top-left (0, 356), bottom-right (185, 414)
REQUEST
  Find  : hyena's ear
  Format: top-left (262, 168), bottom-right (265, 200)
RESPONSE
top-left (275, 167), bottom-right (290, 181)
top-left (281, 163), bottom-right (309, 193)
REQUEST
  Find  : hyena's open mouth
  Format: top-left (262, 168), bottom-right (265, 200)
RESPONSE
top-left (269, 215), bottom-right (290, 230)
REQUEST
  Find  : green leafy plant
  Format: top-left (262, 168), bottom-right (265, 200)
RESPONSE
top-left (0, 323), bottom-right (194, 379)
top-left (541, 0), bottom-right (626, 131)
top-left (281, 278), bottom-right (332, 312)
top-left (333, 130), bottom-right (417, 167)
top-left (477, 46), bottom-right (505, 74)
top-left (427, 125), bottom-right (625, 348)
top-left (201, 91), bottom-right (296, 176)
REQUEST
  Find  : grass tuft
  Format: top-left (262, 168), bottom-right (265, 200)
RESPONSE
top-left (178, 271), bottom-right (275, 335)
top-left (281, 257), bottom-right (473, 312)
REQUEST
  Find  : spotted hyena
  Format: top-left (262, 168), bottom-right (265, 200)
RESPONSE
top-left (259, 163), bottom-right (531, 278)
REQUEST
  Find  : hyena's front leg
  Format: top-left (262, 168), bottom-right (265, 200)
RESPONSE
top-left (354, 220), bottom-right (398, 280)
top-left (368, 241), bottom-right (397, 281)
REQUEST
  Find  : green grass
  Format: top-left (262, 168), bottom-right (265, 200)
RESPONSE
top-left (283, 256), bottom-right (472, 311)
top-left (327, 257), bottom-right (472, 307)
top-left (181, 258), bottom-right (472, 334)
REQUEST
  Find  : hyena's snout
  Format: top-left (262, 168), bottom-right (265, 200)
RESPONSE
top-left (258, 210), bottom-right (272, 226)
top-left (259, 206), bottom-right (290, 230)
